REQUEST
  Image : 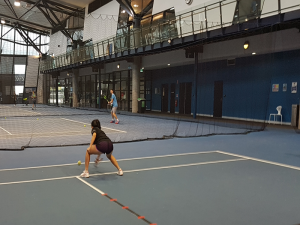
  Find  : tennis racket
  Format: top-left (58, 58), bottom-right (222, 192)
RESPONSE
top-left (103, 95), bottom-right (112, 113)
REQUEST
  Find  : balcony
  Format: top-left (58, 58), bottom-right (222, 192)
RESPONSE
top-left (40, 0), bottom-right (300, 73)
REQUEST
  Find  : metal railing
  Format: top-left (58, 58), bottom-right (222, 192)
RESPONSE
top-left (40, 0), bottom-right (299, 72)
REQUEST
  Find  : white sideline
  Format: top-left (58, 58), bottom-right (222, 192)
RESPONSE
top-left (77, 177), bottom-right (105, 195)
top-left (0, 126), bottom-right (12, 135)
top-left (60, 118), bottom-right (127, 133)
top-left (0, 158), bottom-right (247, 186)
top-left (0, 151), bottom-right (218, 172)
top-left (217, 151), bottom-right (300, 171)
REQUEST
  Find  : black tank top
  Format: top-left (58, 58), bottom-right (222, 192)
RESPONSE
top-left (91, 127), bottom-right (111, 144)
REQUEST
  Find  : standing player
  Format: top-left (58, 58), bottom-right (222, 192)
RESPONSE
top-left (109, 89), bottom-right (119, 124)
top-left (80, 119), bottom-right (123, 178)
top-left (31, 90), bottom-right (36, 110)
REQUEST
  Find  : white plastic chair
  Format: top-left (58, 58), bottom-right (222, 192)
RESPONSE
top-left (269, 106), bottom-right (282, 125)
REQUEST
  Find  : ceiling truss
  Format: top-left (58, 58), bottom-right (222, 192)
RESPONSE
top-left (0, 0), bottom-right (85, 36)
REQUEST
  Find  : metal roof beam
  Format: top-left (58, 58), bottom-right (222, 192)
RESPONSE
top-left (19, 0), bottom-right (43, 20)
top-left (16, 26), bottom-right (43, 54)
top-left (116, 0), bottom-right (134, 16)
top-left (3, 0), bottom-right (18, 18)
top-left (0, 13), bottom-right (52, 30)
top-left (41, 0), bottom-right (73, 40)
top-left (17, 0), bottom-right (84, 18)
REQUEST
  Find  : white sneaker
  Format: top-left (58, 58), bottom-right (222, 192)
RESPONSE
top-left (94, 157), bottom-right (103, 167)
top-left (80, 170), bottom-right (89, 178)
top-left (117, 169), bottom-right (123, 176)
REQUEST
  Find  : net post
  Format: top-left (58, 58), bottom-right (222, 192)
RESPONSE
top-left (193, 51), bottom-right (198, 119)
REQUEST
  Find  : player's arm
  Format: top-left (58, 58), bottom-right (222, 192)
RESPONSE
top-left (89, 133), bottom-right (97, 149)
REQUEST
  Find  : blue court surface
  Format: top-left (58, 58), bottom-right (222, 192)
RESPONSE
top-left (0, 127), bottom-right (300, 225)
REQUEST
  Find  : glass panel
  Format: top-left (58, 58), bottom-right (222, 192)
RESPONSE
top-left (85, 75), bottom-right (91, 107)
top-left (281, 0), bottom-right (298, 13)
top-left (221, 1), bottom-right (236, 27)
top-left (82, 76), bottom-right (86, 107)
top-left (206, 4), bottom-right (221, 30)
top-left (58, 79), bottom-right (65, 105)
top-left (91, 75), bottom-right (96, 108)
top-left (180, 12), bottom-right (193, 37)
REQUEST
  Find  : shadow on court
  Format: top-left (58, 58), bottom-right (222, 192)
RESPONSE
top-left (0, 151), bottom-right (300, 225)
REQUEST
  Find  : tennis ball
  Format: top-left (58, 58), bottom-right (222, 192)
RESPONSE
top-left (84, 125), bottom-right (86, 127)
top-left (78, 160), bottom-right (81, 166)
top-left (37, 118), bottom-right (39, 120)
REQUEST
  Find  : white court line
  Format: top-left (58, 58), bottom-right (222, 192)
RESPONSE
top-left (0, 158), bottom-right (247, 185)
top-left (77, 177), bottom-right (105, 195)
top-left (0, 126), bottom-right (12, 135)
top-left (0, 151), bottom-right (218, 172)
top-left (60, 118), bottom-right (127, 133)
top-left (0, 130), bottom-right (122, 139)
top-left (0, 120), bottom-right (35, 122)
top-left (0, 133), bottom-right (90, 139)
top-left (217, 151), bottom-right (300, 171)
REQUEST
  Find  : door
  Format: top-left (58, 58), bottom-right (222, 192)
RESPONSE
top-left (213, 81), bottom-right (223, 117)
top-left (170, 83), bottom-right (175, 113)
top-left (161, 84), bottom-right (169, 112)
top-left (185, 82), bottom-right (192, 115)
top-left (179, 83), bottom-right (185, 114)
top-left (179, 82), bottom-right (192, 115)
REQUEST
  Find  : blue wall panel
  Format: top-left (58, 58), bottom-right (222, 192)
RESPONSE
top-left (151, 50), bottom-right (300, 123)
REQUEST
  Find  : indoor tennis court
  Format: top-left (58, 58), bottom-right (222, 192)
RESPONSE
top-left (1, 0), bottom-right (300, 224)
top-left (0, 144), bottom-right (300, 225)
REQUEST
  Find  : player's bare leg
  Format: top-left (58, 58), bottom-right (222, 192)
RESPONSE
top-left (107, 154), bottom-right (123, 175)
top-left (113, 112), bottom-right (118, 120)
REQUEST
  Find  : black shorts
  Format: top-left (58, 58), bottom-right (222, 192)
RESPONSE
top-left (33, 99), bottom-right (36, 104)
top-left (96, 141), bottom-right (113, 155)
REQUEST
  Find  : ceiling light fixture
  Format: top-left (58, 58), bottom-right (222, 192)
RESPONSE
top-left (14, 0), bottom-right (21, 7)
top-left (133, 4), bottom-right (138, 7)
top-left (122, 10), bottom-right (126, 13)
top-left (168, 64), bottom-right (170, 66)
top-left (252, 52), bottom-right (256, 55)
top-left (1, 18), bottom-right (5, 24)
top-left (117, 64), bottom-right (120, 69)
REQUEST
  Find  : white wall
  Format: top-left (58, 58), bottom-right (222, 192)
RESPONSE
top-left (152, 0), bottom-right (219, 15)
top-left (83, 0), bottom-right (119, 42)
top-left (48, 31), bottom-right (68, 56)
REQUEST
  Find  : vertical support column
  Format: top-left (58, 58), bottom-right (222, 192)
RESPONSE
top-left (193, 52), bottom-right (198, 119)
top-left (43, 74), bottom-right (47, 104)
top-left (55, 78), bottom-right (58, 106)
top-left (72, 69), bottom-right (79, 108)
top-left (98, 67), bottom-right (101, 109)
top-left (132, 56), bottom-right (141, 113)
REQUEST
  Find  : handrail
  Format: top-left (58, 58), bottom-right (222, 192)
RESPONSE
top-left (40, 0), bottom-right (299, 72)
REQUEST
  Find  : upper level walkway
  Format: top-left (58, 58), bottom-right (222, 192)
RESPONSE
top-left (40, 0), bottom-right (300, 73)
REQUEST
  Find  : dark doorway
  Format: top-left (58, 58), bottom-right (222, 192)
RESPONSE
top-left (179, 82), bottom-right (192, 115)
top-left (213, 81), bottom-right (223, 118)
top-left (170, 83), bottom-right (175, 113)
top-left (161, 84), bottom-right (169, 112)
